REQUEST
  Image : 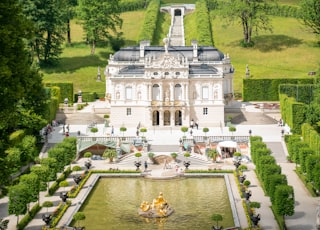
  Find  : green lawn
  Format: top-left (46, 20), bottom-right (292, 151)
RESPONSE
top-left (211, 16), bottom-right (320, 93)
top-left (42, 8), bottom-right (320, 96)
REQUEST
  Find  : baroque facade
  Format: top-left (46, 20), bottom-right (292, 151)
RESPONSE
top-left (104, 39), bottom-right (234, 128)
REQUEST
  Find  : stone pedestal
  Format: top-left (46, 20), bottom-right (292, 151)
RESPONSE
top-left (78, 96), bottom-right (82, 103)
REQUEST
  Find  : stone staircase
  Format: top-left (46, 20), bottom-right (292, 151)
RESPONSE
top-left (169, 15), bottom-right (184, 46)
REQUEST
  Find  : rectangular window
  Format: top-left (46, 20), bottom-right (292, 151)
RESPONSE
top-left (203, 107), bottom-right (208, 115)
top-left (126, 87), bottom-right (132, 100)
top-left (202, 87), bottom-right (209, 99)
top-left (126, 108), bottom-right (131, 116)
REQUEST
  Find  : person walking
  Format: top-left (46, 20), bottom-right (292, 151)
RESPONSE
top-left (111, 126), bottom-right (114, 136)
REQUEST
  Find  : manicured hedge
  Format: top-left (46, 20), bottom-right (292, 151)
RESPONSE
top-left (279, 84), bottom-right (314, 104)
top-left (119, 0), bottom-right (146, 12)
top-left (195, 0), bottom-right (214, 46)
top-left (250, 136), bottom-right (293, 216)
top-left (301, 123), bottom-right (320, 156)
top-left (44, 83), bottom-right (73, 103)
top-left (17, 203), bottom-right (41, 230)
top-left (279, 94), bottom-right (306, 134)
top-left (138, 0), bottom-right (160, 42)
top-left (243, 78), bottom-right (314, 101)
top-left (266, 4), bottom-right (300, 18)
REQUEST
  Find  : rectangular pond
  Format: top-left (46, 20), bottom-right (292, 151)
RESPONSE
top-left (75, 177), bottom-right (235, 230)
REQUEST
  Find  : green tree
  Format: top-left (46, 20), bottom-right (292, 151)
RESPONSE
top-left (229, 126), bottom-right (236, 136)
top-left (8, 183), bottom-right (28, 225)
top-left (90, 127), bottom-right (98, 135)
top-left (73, 212), bottom-right (86, 229)
top-left (103, 148), bottom-right (117, 162)
top-left (48, 147), bottom-right (68, 171)
top-left (30, 165), bottom-right (50, 191)
top-left (299, 0), bottom-right (320, 43)
top-left (5, 147), bottom-right (21, 175)
top-left (19, 135), bottom-right (37, 163)
top-left (20, 0), bottom-right (67, 64)
top-left (40, 157), bottom-right (58, 181)
top-left (0, 0), bottom-right (45, 147)
top-left (203, 127), bottom-right (209, 136)
top-left (120, 127), bottom-right (127, 136)
top-left (20, 173), bottom-right (40, 206)
top-left (66, 0), bottom-right (78, 44)
top-left (77, 0), bottom-right (123, 54)
top-left (0, 0), bottom-right (30, 121)
top-left (140, 128), bottom-right (147, 137)
top-left (274, 185), bottom-right (295, 217)
top-left (211, 213), bottom-right (223, 229)
top-left (220, 0), bottom-right (275, 46)
top-left (181, 127), bottom-right (189, 137)
top-left (312, 163), bottom-right (320, 191)
top-left (207, 149), bottom-right (219, 162)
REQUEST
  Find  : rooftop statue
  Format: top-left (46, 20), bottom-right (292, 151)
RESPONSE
top-left (138, 192), bottom-right (174, 218)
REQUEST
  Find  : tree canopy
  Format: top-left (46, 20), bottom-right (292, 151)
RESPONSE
top-left (77, 0), bottom-right (123, 54)
top-left (19, 0), bottom-right (67, 65)
top-left (299, 0), bottom-right (320, 43)
top-left (220, 0), bottom-right (275, 46)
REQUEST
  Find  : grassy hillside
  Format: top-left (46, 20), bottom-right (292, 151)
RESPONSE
top-left (42, 4), bottom-right (319, 97)
top-left (211, 16), bottom-right (320, 93)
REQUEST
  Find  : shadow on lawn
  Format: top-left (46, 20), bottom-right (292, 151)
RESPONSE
top-left (42, 55), bottom-right (106, 74)
top-left (43, 39), bottom-right (139, 74)
top-left (253, 34), bottom-right (303, 52)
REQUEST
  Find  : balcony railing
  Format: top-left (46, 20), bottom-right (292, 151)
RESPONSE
top-left (151, 100), bottom-right (184, 106)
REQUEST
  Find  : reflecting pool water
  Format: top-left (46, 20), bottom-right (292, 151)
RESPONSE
top-left (75, 177), bottom-right (234, 230)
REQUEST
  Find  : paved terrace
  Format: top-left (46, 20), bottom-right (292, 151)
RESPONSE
top-left (0, 101), bottom-right (319, 230)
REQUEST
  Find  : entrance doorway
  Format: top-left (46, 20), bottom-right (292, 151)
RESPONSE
top-left (164, 110), bottom-right (171, 126)
top-left (174, 9), bottom-right (182, 16)
top-left (175, 110), bottom-right (182, 126)
top-left (152, 111), bottom-right (159, 126)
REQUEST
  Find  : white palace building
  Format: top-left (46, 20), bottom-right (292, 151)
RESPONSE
top-left (104, 5), bottom-right (234, 128)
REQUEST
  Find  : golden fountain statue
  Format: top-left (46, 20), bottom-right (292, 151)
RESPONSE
top-left (138, 192), bottom-right (174, 218)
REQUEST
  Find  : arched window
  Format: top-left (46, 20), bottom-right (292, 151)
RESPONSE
top-left (152, 84), bottom-right (160, 100)
top-left (174, 84), bottom-right (182, 100)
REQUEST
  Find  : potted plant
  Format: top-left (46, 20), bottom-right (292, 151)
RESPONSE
top-left (90, 127), bottom-right (98, 141)
top-left (120, 126), bottom-right (127, 138)
top-left (148, 152), bottom-right (155, 163)
top-left (103, 148), bottom-right (117, 163)
top-left (135, 152), bottom-right (142, 159)
top-left (226, 115), bottom-right (232, 126)
top-left (140, 127), bottom-right (147, 137)
top-left (171, 152), bottom-right (178, 161)
top-left (90, 127), bottom-right (98, 134)
top-left (211, 213), bottom-right (223, 230)
top-left (180, 126), bottom-right (189, 139)
top-left (207, 149), bottom-right (219, 162)
top-left (249, 201), bottom-right (261, 215)
top-left (104, 114), bottom-right (110, 127)
top-left (203, 127), bottom-right (209, 140)
top-left (73, 212), bottom-right (86, 230)
top-left (243, 180), bottom-right (251, 189)
top-left (184, 152), bottom-right (191, 158)
top-left (229, 126), bottom-right (236, 137)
